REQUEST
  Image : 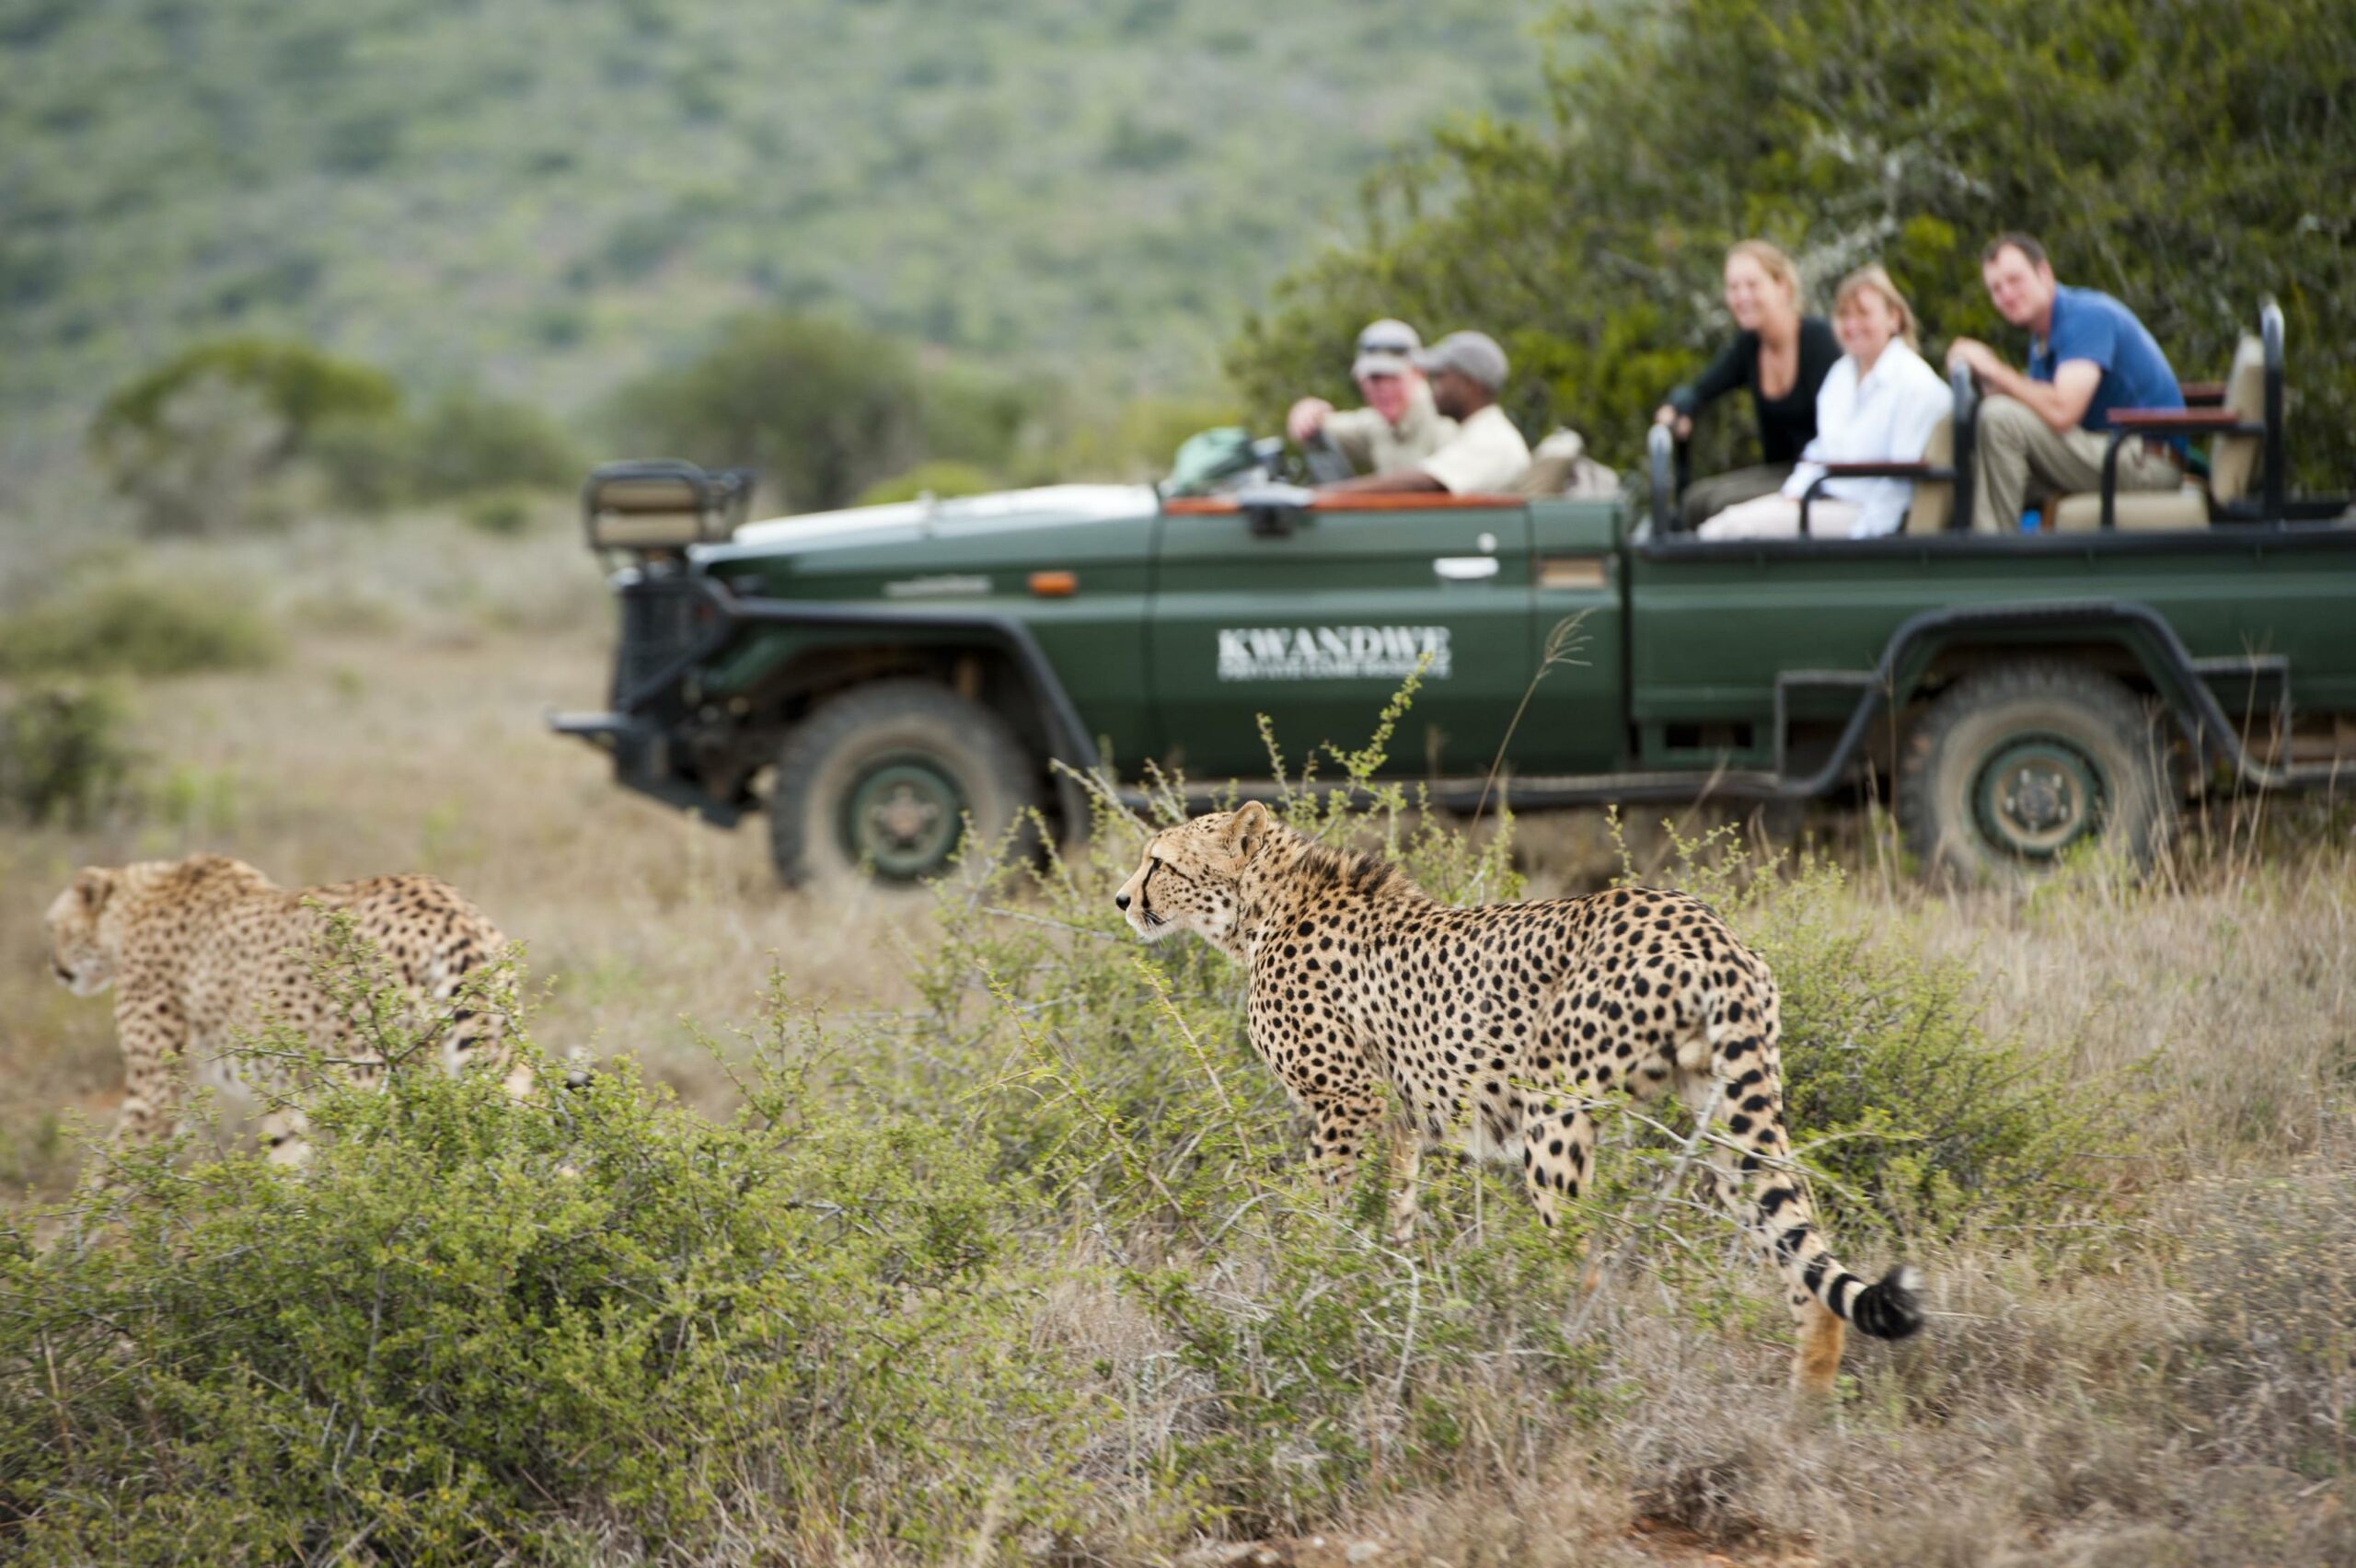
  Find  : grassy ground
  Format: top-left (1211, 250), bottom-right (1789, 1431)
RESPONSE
top-left (3, 511), bottom-right (2352, 1563)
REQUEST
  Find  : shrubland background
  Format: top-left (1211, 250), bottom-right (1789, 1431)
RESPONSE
top-left (3, 1), bottom-right (2354, 1562)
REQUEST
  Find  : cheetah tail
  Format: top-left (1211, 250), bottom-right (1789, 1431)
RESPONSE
top-left (1836, 1262), bottom-right (1925, 1341)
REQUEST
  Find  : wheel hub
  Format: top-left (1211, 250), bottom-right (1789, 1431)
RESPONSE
top-left (1973, 736), bottom-right (2103, 860)
top-left (843, 758), bottom-right (965, 881)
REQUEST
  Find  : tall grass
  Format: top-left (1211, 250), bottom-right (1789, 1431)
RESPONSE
top-left (0, 517), bottom-right (2350, 1562)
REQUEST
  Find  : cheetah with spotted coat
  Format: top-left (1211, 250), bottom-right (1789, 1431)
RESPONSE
top-left (1114, 802), bottom-right (1923, 1393)
top-left (45, 855), bottom-right (526, 1170)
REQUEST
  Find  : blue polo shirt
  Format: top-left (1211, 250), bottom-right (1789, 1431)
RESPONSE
top-left (2027, 285), bottom-right (2183, 432)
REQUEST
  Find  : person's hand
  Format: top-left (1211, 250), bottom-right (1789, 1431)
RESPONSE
top-left (1946, 338), bottom-right (2000, 382)
top-left (1287, 398), bottom-right (1333, 444)
top-left (1653, 404), bottom-right (1692, 441)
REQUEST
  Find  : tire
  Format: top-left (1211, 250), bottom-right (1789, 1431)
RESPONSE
top-left (768, 680), bottom-right (1043, 890)
top-left (1896, 663), bottom-right (2174, 884)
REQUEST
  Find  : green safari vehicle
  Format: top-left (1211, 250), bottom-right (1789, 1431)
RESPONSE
top-left (553, 303), bottom-right (2355, 886)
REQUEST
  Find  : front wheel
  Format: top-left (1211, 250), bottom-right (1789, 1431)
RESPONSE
top-left (1896, 663), bottom-right (2175, 883)
top-left (768, 681), bottom-right (1043, 889)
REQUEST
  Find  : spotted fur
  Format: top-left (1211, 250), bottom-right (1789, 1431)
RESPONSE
top-left (1114, 803), bottom-right (1923, 1393)
top-left (45, 854), bottom-right (525, 1169)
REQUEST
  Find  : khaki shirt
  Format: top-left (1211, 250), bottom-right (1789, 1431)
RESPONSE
top-left (1420, 403), bottom-right (1531, 495)
top-left (1322, 382), bottom-right (1457, 475)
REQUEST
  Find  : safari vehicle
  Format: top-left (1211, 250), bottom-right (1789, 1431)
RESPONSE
top-left (553, 302), bottom-right (2355, 887)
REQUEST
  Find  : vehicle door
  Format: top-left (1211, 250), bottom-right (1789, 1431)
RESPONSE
top-left (1146, 494), bottom-right (1538, 781)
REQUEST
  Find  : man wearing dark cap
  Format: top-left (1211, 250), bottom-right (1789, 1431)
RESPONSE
top-left (1320, 329), bottom-right (1531, 496)
top-left (1287, 318), bottom-right (1458, 477)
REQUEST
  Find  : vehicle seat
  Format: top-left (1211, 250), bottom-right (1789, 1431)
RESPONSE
top-left (1513, 427), bottom-right (1619, 499)
top-left (2050, 333), bottom-right (2262, 533)
top-left (1901, 417), bottom-right (1954, 535)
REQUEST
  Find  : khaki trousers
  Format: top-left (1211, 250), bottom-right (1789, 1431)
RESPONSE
top-left (1970, 395), bottom-right (2182, 533)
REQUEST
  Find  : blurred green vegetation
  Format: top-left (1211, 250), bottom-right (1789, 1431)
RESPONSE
top-left (0, 682), bottom-right (140, 827)
top-left (856, 460), bottom-right (1003, 507)
top-left (0, 578), bottom-right (283, 679)
top-left (1231, 0), bottom-right (2356, 489)
top-left (0, 0), bottom-right (1543, 462)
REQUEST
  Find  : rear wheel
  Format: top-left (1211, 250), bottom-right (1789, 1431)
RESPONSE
top-left (768, 680), bottom-right (1042, 889)
top-left (1896, 663), bottom-right (2174, 883)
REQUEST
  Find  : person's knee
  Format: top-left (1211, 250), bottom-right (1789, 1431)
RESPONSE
top-left (1977, 394), bottom-right (2039, 444)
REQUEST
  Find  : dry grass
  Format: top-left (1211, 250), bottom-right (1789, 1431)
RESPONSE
top-left (4, 508), bottom-right (2353, 1562)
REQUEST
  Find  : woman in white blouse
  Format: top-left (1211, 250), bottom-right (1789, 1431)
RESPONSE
top-left (1699, 265), bottom-right (1950, 540)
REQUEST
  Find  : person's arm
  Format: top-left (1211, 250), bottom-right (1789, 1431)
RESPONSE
top-left (1319, 406), bottom-right (1381, 470)
top-left (1286, 397), bottom-right (1334, 444)
top-left (1946, 340), bottom-right (2101, 432)
top-left (1679, 336), bottom-right (1749, 412)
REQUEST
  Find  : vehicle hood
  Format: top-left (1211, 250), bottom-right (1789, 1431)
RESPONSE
top-left (693, 483), bottom-right (1159, 567)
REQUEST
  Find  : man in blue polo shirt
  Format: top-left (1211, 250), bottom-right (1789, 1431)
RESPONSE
top-left (1945, 233), bottom-right (2184, 532)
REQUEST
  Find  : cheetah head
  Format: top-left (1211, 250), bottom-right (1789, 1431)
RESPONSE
top-left (44, 868), bottom-right (121, 997)
top-left (1114, 801), bottom-right (1274, 948)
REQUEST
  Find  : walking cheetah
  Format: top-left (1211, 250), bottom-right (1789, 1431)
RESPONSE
top-left (44, 854), bottom-right (526, 1171)
top-left (1114, 803), bottom-right (1923, 1393)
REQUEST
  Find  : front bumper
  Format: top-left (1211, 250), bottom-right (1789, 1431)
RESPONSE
top-left (547, 709), bottom-right (744, 825)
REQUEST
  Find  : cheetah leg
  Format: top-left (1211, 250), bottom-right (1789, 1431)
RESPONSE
top-left (93, 996), bottom-right (188, 1186)
top-left (1384, 1113), bottom-right (1423, 1243)
top-left (1516, 1098), bottom-right (1596, 1233)
top-left (1308, 1090), bottom-right (1382, 1204)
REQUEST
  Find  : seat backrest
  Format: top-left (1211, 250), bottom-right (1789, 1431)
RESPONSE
top-left (1903, 417), bottom-right (1955, 535)
top-left (2210, 332), bottom-right (2266, 503)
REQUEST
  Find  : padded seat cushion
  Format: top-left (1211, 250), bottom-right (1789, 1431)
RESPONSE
top-left (2050, 488), bottom-right (2210, 533)
top-left (1902, 418), bottom-right (1955, 535)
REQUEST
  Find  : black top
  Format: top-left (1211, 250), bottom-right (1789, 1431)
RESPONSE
top-left (1667, 317), bottom-right (1843, 464)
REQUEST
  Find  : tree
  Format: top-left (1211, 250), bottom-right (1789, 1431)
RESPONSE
top-left (608, 315), bottom-right (935, 513)
top-left (88, 338), bottom-right (402, 534)
top-left (1229, 0), bottom-right (2356, 490)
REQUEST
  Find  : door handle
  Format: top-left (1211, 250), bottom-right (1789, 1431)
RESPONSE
top-left (1433, 556), bottom-right (1500, 581)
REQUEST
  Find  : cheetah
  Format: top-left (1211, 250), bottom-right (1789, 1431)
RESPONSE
top-left (44, 854), bottom-right (527, 1171)
top-left (1114, 802), bottom-right (1923, 1394)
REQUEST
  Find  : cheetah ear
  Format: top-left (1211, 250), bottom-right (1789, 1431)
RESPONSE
top-left (1219, 800), bottom-right (1273, 868)
top-left (73, 868), bottom-right (116, 914)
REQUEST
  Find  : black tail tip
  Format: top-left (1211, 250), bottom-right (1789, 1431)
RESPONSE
top-left (1852, 1264), bottom-right (1925, 1341)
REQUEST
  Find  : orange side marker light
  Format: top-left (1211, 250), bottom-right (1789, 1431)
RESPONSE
top-left (1029, 571), bottom-right (1079, 597)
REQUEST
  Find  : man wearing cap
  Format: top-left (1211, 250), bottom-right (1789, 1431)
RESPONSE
top-left (1286, 319), bottom-right (1458, 477)
top-left (1320, 329), bottom-right (1531, 496)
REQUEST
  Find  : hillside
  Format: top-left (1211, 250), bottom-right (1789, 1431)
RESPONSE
top-left (0, 0), bottom-right (1541, 460)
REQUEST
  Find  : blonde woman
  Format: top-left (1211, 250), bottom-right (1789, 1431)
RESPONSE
top-left (1654, 239), bottom-right (1842, 528)
top-left (1699, 265), bottom-right (1951, 540)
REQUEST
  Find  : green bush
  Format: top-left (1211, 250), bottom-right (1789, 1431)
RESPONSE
top-left (311, 391), bottom-right (583, 515)
top-left (608, 313), bottom-right (1035, 513)
top-left (90, 338), bottom-right (402, 534)
top-left (404, 390), bottom-right (583, 501)
top-left (0, 942), bottom-right (1092, 1562)
top-left (0, 578), bottom-right (282, 679)
top-left (0, 681), bottom-right (139, 826)
top-left (1611, 822), bottom-right (2132, 1246)
top-left (457, 486), bottom-right (538, 536)
top-left (856, 459), bottom-right (1004, 506)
